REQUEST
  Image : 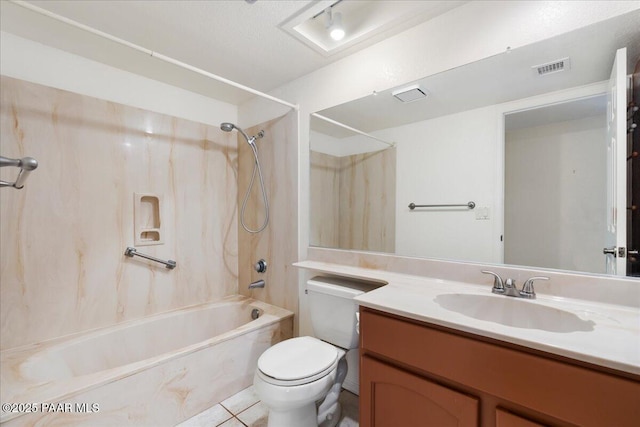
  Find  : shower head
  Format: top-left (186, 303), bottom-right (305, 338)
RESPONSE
top-left (221, 122), bottom-right (235, 132)
top-left (220, 122), bottom-right (263, 146)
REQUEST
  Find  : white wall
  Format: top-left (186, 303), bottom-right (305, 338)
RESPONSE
top-left (505, 116), bottom-right (607, 274)
top-left (0, 32), bottom-right (237, 127)
top-left (388, 106), bottom-right (500, 263)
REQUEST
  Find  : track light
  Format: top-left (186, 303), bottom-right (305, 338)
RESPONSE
top-left (326, 8), bottom-right (345, 41)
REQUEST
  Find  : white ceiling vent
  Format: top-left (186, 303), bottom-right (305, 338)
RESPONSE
top-left (532, 57), bottom-right (571, 76)
top-left (392, 85), bottom-right (428, 103)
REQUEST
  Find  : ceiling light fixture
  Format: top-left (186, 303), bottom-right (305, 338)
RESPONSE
top-left (325, 8), bottom-right (345, 41)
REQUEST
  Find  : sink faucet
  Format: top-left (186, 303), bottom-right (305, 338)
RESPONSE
top-left (481, 271), bottom-right (549, 299)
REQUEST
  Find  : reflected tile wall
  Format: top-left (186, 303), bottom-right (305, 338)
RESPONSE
top-left (339, 148), bottom-right (396, 253)
top-left (237, 112), bottom-right (298, 315)
top-left (310, 151), bottom-right (340, 248)
top-left (0, 77), bottom-right (238, 350)
top-left (309, 148), bottom-right (396, 253)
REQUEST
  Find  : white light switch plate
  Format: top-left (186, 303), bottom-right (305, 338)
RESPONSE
top-left (475, 207), bottom-right (490, 220)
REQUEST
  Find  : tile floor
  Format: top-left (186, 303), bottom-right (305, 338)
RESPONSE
top-left (177, 386), bottom-right (359, 427)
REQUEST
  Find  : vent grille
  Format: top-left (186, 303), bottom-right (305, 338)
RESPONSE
top-left (392, 85), bottom-right (428, 103)
top-left (532, 57), bottom-right (571, 76)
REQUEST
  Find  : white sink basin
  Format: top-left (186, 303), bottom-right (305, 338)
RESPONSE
top-left (434, 293), bottom-right (595, 333)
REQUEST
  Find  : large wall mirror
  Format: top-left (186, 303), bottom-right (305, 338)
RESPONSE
top-left (309, 10), bottom-right (640, 277)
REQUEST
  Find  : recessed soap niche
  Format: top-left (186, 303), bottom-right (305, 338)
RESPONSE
top-left (134, 193), bottom-right (164, 246)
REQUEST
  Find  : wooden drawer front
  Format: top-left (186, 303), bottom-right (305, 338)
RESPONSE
top-left (360, 308), bottom-right (640, 426)
top-left (361, 356), bottom-right (478, 427)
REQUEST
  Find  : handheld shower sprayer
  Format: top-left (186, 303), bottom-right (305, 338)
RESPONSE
top-left (220, 122), bottom-right (269, 233)
top-left (221, 122), bottom-right (263, 146)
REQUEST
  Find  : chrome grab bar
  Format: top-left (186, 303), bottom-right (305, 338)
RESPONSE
top-left (0, 156), bottom-right (38, 189)
top-left (409, 201), bottom-right (475, 210)
top-left (124, 247), bottom-right (176, 269)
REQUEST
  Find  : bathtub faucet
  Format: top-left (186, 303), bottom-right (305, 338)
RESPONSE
top-left (248, 279), bottom-right (265, 289)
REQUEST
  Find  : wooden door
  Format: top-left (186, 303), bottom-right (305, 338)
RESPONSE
top-left (360, 355), bottom-right (478, 427)
top-left (496, 408), bottom-right (546, 427)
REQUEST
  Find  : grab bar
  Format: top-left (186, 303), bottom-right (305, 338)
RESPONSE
top-left (0, 156), bottom-right (38, 189)
top-left (408, 201), bottom-right (476, 210)
top-left (124, 247), bottom-right (176, 269)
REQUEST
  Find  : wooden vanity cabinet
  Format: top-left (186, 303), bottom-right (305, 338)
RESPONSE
top-left (359, 307), bottom-right (640, 427)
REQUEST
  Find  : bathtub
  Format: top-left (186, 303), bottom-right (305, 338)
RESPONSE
top-left (0, 295), bottom-right (293, 426)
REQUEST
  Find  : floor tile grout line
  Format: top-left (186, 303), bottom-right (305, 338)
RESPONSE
top-left (213, 405), bottom-right (235, 427)
top-left (235, 400), bottom-right (261, 417)
top-left (235, 416), bottom-right (249, 427)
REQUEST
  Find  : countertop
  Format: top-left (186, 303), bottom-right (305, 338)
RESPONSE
top-left (294, 260), bottom-right (640, 376)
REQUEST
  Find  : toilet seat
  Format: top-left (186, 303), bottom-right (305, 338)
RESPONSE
top-left (257, 337), bottom-right (340, 386)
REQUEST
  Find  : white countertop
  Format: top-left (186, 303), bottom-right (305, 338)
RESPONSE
top-left (294, 260), bottom-right (640, 376)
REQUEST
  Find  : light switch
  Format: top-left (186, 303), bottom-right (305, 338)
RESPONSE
top-left (475, 207), bottom-right (490, 220)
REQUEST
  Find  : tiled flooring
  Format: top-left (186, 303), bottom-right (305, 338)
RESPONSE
top-left (177, 386), bottom-right (359, 427)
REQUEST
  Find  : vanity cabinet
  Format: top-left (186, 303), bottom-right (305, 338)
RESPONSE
top-left (361, 356), bottom-right (478, 426)
top-left (360, 307), bottom-right (640, 427)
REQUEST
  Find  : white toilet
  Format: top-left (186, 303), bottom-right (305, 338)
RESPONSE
top-left (253, 276), bottom-right (378, 427)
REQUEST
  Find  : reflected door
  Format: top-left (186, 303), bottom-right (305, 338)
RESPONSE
top-left (605, 47), bottom-right (628, 275)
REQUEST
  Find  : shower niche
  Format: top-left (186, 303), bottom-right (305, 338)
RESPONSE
top-left (134, 193), bottom-right (164, 246)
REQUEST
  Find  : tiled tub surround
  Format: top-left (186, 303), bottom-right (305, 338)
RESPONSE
top-left (0, 76), bottom-right (239, 350)
top-left (238, 112), bottom-right (299, 315)
top-left (1, 296), bottom-right (293, 426)
top-left (296, 249), bottom-right (640, 377)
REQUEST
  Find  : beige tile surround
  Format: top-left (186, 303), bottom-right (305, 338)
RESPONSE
top-left (0, 76), bottom-right (239, 350)
top-left (310, 148), bottom-right (396, 253)
top-left (237, 112), bottom-right (299, 316)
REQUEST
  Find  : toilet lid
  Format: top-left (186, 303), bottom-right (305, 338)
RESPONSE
top-left (258, 336), bottom-right (339, 381)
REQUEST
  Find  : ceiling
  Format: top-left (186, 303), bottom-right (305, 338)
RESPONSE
top-left (0, 0), bottom-right (464, 105)
top-left (313, 9), bottom-right (640, 138)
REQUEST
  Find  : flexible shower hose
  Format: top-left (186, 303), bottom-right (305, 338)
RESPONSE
top-left (240, 142), bottom-right (269, 233)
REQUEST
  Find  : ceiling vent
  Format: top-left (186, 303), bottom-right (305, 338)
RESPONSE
top-left (392, 85), bottom-right (428, 103)
top-left (532, 57), bottom-right (571, 76)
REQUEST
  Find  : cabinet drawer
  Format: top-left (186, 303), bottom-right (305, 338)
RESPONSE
top-left (360, 308), bottom-right (640, 426)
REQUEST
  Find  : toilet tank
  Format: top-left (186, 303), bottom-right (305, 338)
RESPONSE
top-left (307, 276), bottom-right (380, 349)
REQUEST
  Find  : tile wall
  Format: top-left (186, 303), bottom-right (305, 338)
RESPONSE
top-left (0, 77), bottom-right (239, 349)
top-left (237, 112), bottom-right (299, 315)
top-left (309, 148), bottom-right (396, 253)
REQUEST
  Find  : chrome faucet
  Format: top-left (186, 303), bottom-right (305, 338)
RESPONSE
top-left (248, 279), bottom-right (265, 289)
top-left (481, 270), bottom-right (548, 299)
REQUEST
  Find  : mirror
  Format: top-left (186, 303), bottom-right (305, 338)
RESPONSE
top-left (309, 10), bottom-right (640, 277)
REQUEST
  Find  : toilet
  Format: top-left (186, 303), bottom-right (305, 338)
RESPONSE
top-left (253, 276), bottom-right (378, 427)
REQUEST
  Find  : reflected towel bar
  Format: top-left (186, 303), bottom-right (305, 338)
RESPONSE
top-left (124, 247), bottom-right (176, 269)
top-left (409, 201), bottom-right (476, 210)
top-left (0, 156), bottom-right (38, 189)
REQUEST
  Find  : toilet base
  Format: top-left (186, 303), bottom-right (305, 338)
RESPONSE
top-left (318, 402), bottom-right (341, 427)
top-left (267, 404), bottom-right (317, 427)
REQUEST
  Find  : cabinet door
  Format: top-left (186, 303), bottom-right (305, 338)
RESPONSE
top-left (361, 356), bottom-right (478, 427)
top-left (496, 409), bottom-right (546, 427)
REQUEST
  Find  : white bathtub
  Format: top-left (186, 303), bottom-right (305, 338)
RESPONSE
top-left (0, 295), bottom-right (293, 426)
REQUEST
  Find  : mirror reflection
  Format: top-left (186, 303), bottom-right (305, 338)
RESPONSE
top-left (309, 11), bottom-right (640, 277)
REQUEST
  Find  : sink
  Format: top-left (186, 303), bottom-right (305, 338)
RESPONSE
top-left (434, 293), bottom-right (595, 333)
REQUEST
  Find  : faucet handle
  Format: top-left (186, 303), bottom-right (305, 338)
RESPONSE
top-left (481, 270), bottom-right (505, 294)
top-left (520, 276), bottom-right (549, 299)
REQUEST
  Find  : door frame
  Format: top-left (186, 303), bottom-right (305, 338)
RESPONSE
top-left (495, 82), bottom-right (609, 267)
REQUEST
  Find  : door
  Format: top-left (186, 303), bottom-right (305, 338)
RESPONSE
top-left (360, 356), bottom-right (478, 427)
top-left (605, 47), bottom-right (628, 275)
top-left (496, 408), bottom-right (547, 427)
